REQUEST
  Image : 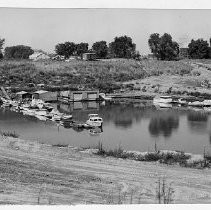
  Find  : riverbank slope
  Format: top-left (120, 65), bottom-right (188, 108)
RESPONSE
top-left (0, 136), bottom-right (211, 204)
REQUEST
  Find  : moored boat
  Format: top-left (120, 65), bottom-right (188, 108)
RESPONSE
top-left (203, 100), bottom-right (211, 107)
top-left (153, 95), bottom-right (173, 104)
top-left (86, 114), bottom-right (103, 127)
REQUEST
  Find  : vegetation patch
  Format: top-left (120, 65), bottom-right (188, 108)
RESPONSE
top-left (0, 130), bottom-right (19, 138)
top-left (93, 142), bottom-right (210, 169)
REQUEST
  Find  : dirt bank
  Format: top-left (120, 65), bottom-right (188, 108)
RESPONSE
top-left (0, 136), bottom-right (211, 204)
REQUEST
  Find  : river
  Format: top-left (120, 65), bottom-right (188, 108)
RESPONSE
top-left (0, 99), bottom-right (211, 155)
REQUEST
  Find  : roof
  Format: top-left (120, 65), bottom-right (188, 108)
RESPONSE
top-left (33, 90), bottom-right (48, 94)
top-left (83, 53), bottom-right (96, 55)
top-left (16, 91), bottom-right (28, 95)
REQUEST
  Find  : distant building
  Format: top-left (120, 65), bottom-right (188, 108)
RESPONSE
top-left (179, 48), bottom-right (189, 58)
top-left (29, 52), bottom-right (50, 61)
top-left (15, 91), bottom-right (32, 100)
top-left (51, 55), bottom-right (65, 61)
top-left (58, 90), bottom-right (100, 102)
top-left (32, 90), bottom-right (57, 102)
top-left (82, 53), bottom-right (96, 61)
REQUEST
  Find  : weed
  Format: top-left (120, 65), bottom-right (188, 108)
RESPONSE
top-left (156, 178), bottom-right (174, 204)
top-left (0, 130), bottom-right (19, 138)
top-left (52, 144), bottom-right (69, 147)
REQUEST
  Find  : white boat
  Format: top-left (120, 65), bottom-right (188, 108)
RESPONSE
top-left (51, 115), bottom-right (62, 121)
top-left (34, 109), bottom-right (48, 116)
top-left (153, 95), bottom-right (172, 104)
top-left (203, 100), bottom-right (211, 106)
top-left (35, 115), bottom-right (47, 121)
top-left (188, 101), bottom-right (204, 107)
top-left (86, 114), bottom-right (103, 127)
top-left (99, 93), bottom-right (112, 101)
top-left (178, 98), bottom-right (188, 105)
top-left (22, 108), bottom-right (36, 116)
top-left (61, 114), bottom-right (73, 121)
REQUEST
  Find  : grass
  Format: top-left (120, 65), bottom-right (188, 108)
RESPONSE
top-left (0, 130), bottom-right (19, 138)
top-left (156, 178), bottom-right (174, 204)
top-left (52, 143), bottom-right (69, 147)
top-left (94, 142), bottom-right (210, 169)
top-left (0, 59), bottom-right (194, 93)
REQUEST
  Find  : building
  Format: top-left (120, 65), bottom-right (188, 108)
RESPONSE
top-left (82, 53), bottom-right (96, 61)
top-left (15, 91), bottom-right (32, 101)
top-left (58, 90), bottom-right (100, 102)
top-left (32, 90), bottom-right (57, 102)
top-left (29, 52), bottom-right (50, 61)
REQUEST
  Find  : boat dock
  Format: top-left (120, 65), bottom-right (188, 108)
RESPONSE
top-left (58, 90), bottom-right (102, 102)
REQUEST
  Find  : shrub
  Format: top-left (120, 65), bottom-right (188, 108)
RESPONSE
top-left (0, 130), bottom-right (19, 138)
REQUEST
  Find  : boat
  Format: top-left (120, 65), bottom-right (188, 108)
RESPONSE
top-left (153, 95), bottom-right (173, 104)
top-left (178, 98), bottom-right (188, 106)
top-left (34, 109), bottom-right (48, 116)
top-left (35, 115), bottom-right (47, 121)
top-left (203, 100), bottom-right (211, 107)
top-left (188, 101), bottom-right (204, 107)
top-left (86, 114), bottom-right (103, 127)
top-left (99, 93), bottom-right (112, 101)
top-left (61, 114), bottom-right (73, 121)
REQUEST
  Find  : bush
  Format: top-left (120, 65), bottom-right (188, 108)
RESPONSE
top-left (0, 130), bottom-right (19, 138)
top-left (4, 45), bottom-right (34, 59)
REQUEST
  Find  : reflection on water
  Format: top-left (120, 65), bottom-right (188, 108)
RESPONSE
top-left (0, 100), bottom-right (211, 154)
top-left (148, 112), bottom-right (179, 138)
top-left (187, 111), bottom-right (208, 133)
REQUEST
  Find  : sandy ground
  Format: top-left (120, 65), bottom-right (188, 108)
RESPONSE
top-left (0, 136), bottom-right (211, 204)
top-left (122, 61), bottom-right (211, 96)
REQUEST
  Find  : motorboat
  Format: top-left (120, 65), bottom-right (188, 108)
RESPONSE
top-left (188, 101), bottom-right (204, 107)
top-left (35, 115), bottom-right (47, 121)
top-left (34, 109), bottom-right (48, 116)
top-left (153, 95), bottom-right (173, 104)
top-left (61, 114), bottom-right (73, 121)
top-left (178, 98), bottom-right (188, 106)
top-left (86, 114), bottom-right (103, 127)
top-left (99, 93), bottom-right (112, 101)
top-left (203, 100), bottom-right (211, 107)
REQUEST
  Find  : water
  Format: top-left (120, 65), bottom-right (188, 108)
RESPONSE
top-left (0, 100), bottom-right (211, 155)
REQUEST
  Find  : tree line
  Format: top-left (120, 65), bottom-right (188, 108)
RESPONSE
top-left (1, 33), bottom-right (211, 60)
top-left (55, 36), bottom-right (139, 59)
top-left (148, 33), bottom-right (211, 60)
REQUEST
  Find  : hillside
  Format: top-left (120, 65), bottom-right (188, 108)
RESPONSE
top-left (1, 58), bottom-right (210, 96)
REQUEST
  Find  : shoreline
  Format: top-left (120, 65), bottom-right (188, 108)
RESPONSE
top-left (0, 136), bottom-right (211, 204)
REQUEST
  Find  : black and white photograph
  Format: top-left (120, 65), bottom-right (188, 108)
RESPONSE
top-left (0, 0), bottom-right (211, 206)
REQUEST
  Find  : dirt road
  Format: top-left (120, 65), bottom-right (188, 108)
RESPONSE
top-left (0, 136), bottom-right (211, 204)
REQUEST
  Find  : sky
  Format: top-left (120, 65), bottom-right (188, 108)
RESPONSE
top-left (0, 8), bottom-right (211, 54)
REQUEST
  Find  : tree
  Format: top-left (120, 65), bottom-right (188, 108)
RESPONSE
top-left (108, 35), bottom-right (136, 58)
top-left (0, 37), bottom-right (5, 59)
top-left (92, 41), bottom-right (108, 58)
top-left (55, 42), bottom-right (76, 58)
top-left (188, 39), bottom-right (209, 59)
top-left (4, 45), bottom-right (34, 59)
top-left (148, 33), bottom-right (161, 59)
top-left (148, 33), bottom-right (179, 60)
top-left (76, 43), bottom-right (89, 56)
